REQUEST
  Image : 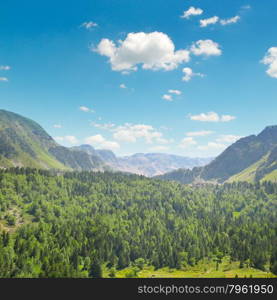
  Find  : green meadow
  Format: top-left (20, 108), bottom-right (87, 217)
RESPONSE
top-left (106, 257), bottom-right (276, 278)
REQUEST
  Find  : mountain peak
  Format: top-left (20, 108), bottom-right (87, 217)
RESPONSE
top-left (257, 125), bottom-right (277, 142)
top-left (259, 125), bottom-right (277, 134)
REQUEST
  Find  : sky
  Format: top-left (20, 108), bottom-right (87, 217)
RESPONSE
top-left (0, 0), bottom-right (276, 157)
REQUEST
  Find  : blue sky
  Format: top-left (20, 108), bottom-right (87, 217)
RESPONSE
top-left (0, 0), bottom-right (276, 157)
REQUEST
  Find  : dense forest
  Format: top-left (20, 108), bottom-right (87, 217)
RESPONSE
top-left (0, 168), bottom-right (276, 278)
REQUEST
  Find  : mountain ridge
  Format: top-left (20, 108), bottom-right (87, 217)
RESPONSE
top-left (156, 125), bottom-right (277, 184)
top-left (0, 109), bottom-right (107, 171)
top-left (0, 109), bottom-right (212, 176)
top-left (72, 146), bottom-right (213, 177)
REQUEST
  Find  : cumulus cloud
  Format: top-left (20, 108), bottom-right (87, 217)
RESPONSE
top-left (181, 6), bottom-right (203, 19)
top-left (179, 137), bottom-right (197, 148)
top-left (200, 16), bottom-right (240, 27)
top-left (163, 90), bottom-right (182, 101)
top-left (189, 112), bottom-right (236, 122)
top-left (55, 136), bottom-right (78, 145)
top-left (190, 40), bottom-right (222, 56)
top-left (79, 106), bottom-right (94, 113)
top-left (85, 134), bottom-right (120, 151)
top-left (182, 67), bottom-right (204, 82)
top-left (94, 31), bottom-right (190, 72)
top-left (0, 77), bottom-right (8, 82)
top-left (200, 16), bottom-right (219, 27)
top-left (220, 16), bottom-right (240, 25)
top-left (0, 66), bottom-right (11, 70)
top-left (162, 94), bottom-right (173, 101)
top-left (261, 47), bottom-right (277, 78)
top-left (186, 131), bottom-right (213, 137)
top-left (168, 89), bottom-right (182, 95)
top-left (80, 21), bottom-right (98, 30)
top-left (113, 123), bottom-right (168, 144)
top-left (91, 122), bottom-right (116, 130)
top-left (190, 112), bottom-right (220, 122)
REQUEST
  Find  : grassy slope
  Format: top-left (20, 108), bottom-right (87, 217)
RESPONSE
top-left (0, 110), bottom-right (69, 170)
top-left (228, 151), bottom-right (277, 183)
top-left (227, 155), bottom-right (267, 183)
top-left (109, 257), bottom-right (275, 278)
top-left (261, 169), bottom-right (277, 182)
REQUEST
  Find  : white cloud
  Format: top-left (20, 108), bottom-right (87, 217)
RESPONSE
top-left (94, 31), bottom-right (190, 72)
top-left (79, 106), bottom-right (94, 113)
top-left (221, 115), bottom-right (236, 122)
top-left (220, 16), bottom-right (240, 26)
top-left (190, 112), bottom-right (219, 122)
top-left (186, 130), bottom-right (213, 137)
top-left (181, 6), bottom-right (203, 19)
top-left (86, 134), bottom-right (105, 144)
top-left (261, 47), bottom-right (277, 79)
top-left (200, 16), bottom-right (219, 27)
top-left (119, 83), bottom-right (127, 89)
top-left (216, 134), bottom-right (242, 143)
top-left (113, 123), bottom-right (166, 144)
top-left (149, 145), bottom-right (169, 152)
top-left (191, 40), bottom-right (222, 56)
top-left (197, 142), bottom-right (226, 151)
top-left (0, 66), bottom-right (10, 71)
top-left (53, 124), bottom-right (62, 128)
top-left (0, 77), bottom-right (8, 82)
top-left (179, 137), bottom-right (197, 148)
top-left (80, 21), bottom-right (98, 30)
top-left (189, 112), bottom-right (236, 122)
top-left (91, 122), bottom-right (116, 130)
top-left (182, 67), bottom-right (204, 82)
top-left (85, 134), bottom-right (120, 151)
top-left (55, 136), bottom-right (78, 145)
top-left (162, 94), bottom-right (173, 101)
top-left (200, 16), bottom-right (240, 27)
top-left (168, 89), bottom-right (182, 95)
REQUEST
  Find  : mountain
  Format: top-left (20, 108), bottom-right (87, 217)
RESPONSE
top-left (228, 145), bottom-right (277, 183)
top-left (73, 145), bottom-right (213, 176)
top-left (116, 153), bottom-right (212, 177)
top-left (157, 126), bottom-right (277, 184)
top-left (0, 110), bottom-right (106, 171)
top-left (0, 110), bottom-right (213, 175)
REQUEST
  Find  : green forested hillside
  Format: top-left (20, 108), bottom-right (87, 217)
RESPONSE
top-left (0, 110), bottom-right (106, 171)
top-left (0, 168), bottom-right (276, 278)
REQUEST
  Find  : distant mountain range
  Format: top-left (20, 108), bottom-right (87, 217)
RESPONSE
top-left (1, 109), bottom-right (276, 182)
top-left (156, 126), bottom-right (277, 183)
top-left (72, 146), bottom-right (213, 177)
top-left (0, 110), bottom-right (212, 176)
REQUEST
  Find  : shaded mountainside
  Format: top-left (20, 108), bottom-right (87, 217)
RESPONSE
top-left (157, 126), bottom-right (277, 184)
top-left (0, 110), bottom-right (107, 171)
top-left (228, 145), bottom-right (277, 183)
